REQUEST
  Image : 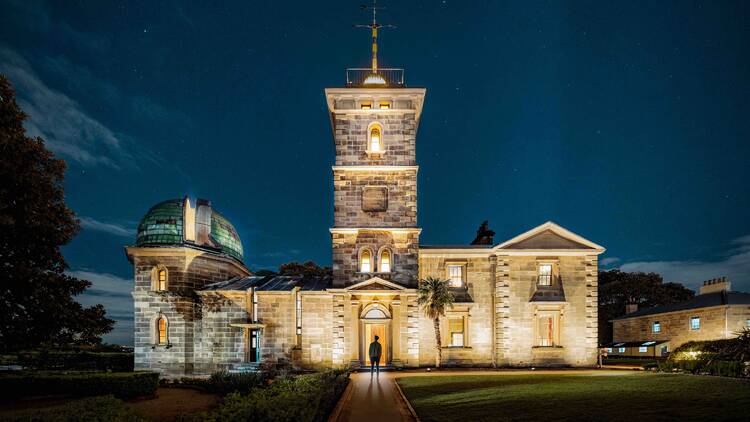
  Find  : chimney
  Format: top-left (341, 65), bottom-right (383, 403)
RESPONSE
top-left (471, 221), bottom-right (495, 245)
top-left (625, 303), bottom-right (638, 314)
top-left (699, 277), bottom-right (731, 295)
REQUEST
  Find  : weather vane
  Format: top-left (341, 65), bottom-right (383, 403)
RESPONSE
top-left (355, 0), bottom-right (396, 73)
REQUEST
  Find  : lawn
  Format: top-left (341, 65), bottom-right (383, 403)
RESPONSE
top-left (396, 373), bottom-right (750, 422)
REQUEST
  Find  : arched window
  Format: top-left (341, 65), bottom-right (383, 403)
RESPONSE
top-left (367, 122), bottom-right (383, 153)
top-left (151, 266), bottom-right (168, 291)
top-left (379, 249), bottom-right (391, 273)
top-left (364, 308), bottom-right (388, 319)
top-left (360, 249), bottom-right (373, 273)
top-left (156, 315), bottom-right (168, 345)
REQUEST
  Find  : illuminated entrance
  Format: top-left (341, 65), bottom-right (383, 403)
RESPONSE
top-left (361, 305), bottom-right (390, 366)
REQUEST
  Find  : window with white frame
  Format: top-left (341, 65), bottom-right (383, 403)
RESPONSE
top-left (367, 124), bottom-right (382, 153)
top-left (448, 265), bottom-right (463, 288)
top-left (652, 321), bottom-right (661, 333)
top-left (536, 315), bottom-right (557, 347)
top-left (690, 316), bottom-right (700, 330)
top-left (360, 249), bottom-right (373, 273)
top-left (618, 347), bottom-right (626, 353)
top-left (379, 249), bottom-right (391, 273)
top-left (639, 346), bottom-right (647, 353)
top-left (448, 317), bottom-right (464, 347)
top-left (252, 289), bottom-right (258, 322)
top-left (295, 290), bottom-right (302, 347)
top-left (538, 264), bottom-right (552, 286)
top-left (606, 347), bottom-right (613, 353)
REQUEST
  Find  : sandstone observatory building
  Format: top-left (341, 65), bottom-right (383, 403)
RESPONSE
top-left (127, 32), bottom-right (605, 377)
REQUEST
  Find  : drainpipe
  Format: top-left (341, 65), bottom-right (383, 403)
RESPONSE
top-left (491, 256), bottom-right (497, 368)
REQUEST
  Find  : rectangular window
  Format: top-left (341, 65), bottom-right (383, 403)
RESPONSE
top-left (360, 101), bottom-right (372, 110)
top-left (606, 347), bottom-right (613, 353)
top-left (448, 265), bottom-right (463, 288)
top-left (158, 270), bottom-right (166, 291)
top-left (639, 346), bottom-right (647, 353)
top-left (537, 315), bottom-right (555, 346)
top-left (448, 317), bottom-right (464, 347)
top-left (690, 316), bottom-right (700, 330)
top-left (652, 321), bottom-right (661, 333)
top-left (295, 291), bottom-right (302, 347)
top-left (379, 101), bottom-right (390, 109)
top-left (746, 319), bottom-right (750, 328)
top-left (618, 347), bottom-right (626, 353)
top-left (538, 264), bottom-right (552, 286)
top-left (252, 289), bottom-right (258, 322)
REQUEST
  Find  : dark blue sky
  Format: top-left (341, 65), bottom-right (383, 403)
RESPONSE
top-left (2, 0), bottom-right (748, 344)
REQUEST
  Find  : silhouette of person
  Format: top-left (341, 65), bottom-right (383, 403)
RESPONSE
top-left (368, 335), bottom-right (382, 376)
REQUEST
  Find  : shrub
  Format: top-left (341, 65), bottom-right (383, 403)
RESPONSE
top-left (203, 371), bottom-right (269, 396)
top-left (0, 371), bottom-right (159, 401)
top-left (658, 359), bottom-right (746, 377)
top-left (191, 369), bottom-right (350, 422)
top-left (6, 395), bottom-right (144, 422)
top-left (14, 351), bottom-right (134, 372)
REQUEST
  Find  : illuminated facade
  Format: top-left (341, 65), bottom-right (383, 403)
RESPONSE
top-left (127, 34), bottom-right (606, 377)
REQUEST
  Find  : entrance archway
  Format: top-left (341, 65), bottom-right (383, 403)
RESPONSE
top-left (360, 304), bottom-right (391, 367)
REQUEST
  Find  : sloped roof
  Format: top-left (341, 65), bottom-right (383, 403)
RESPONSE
top-left (495, 221), bottom-right (605, 252)
top-left (602, 340), bottom-right (669, 348)
top-left (201, 275), bottom-right (331, 292)
top-left (614, 291), bottom-right (750, 320)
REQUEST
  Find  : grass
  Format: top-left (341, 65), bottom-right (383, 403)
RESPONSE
top-left (397, 373), bottom-right (750, 422)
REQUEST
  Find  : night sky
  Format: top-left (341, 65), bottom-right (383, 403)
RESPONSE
top-left (2, 0), bottom-right (748, 344)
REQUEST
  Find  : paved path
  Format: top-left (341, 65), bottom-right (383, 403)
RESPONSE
top-left (331, 371), bottom-right (415, 422)
top-left (331, 368), bottom-right (636, 422)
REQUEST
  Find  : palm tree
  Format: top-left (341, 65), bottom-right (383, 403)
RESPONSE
top-left (417, 276), bottom-right (455, 368)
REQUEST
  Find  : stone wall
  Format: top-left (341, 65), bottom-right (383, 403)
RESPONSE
top-left (255, 291), bottom-right (296, 365)
top-left (298, 293), bottom-right (334, 369)
top-left (332, 230), bottom-right (419, 287)
top-left (613, 305), bottom-right (750, 349)
top-left (333, 169), bottom-right (417, 228)
top-left (131, 248), bottom-right (248, 377)
top-left (332, 113), bottom-right (417, 166)
top-left (195, 292), bottom-right (247, 374)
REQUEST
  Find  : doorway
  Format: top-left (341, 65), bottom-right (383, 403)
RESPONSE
top-left (245, 329), bottom-right (261, 363)
top-left (364, 323), bottom-right (387, 366)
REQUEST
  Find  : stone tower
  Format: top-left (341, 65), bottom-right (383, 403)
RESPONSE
top-left (324, 19), bottom-right (426, 287)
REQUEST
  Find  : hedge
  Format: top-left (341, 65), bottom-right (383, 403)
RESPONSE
top-left (0, 371), bottom-right (159, 401)
top-left (658, 360), bottom-right (746, 378)
top-left (10, 351), bottom-right (134, 372)
top-left (4, 395), bottom-right (144, 422)
top-left (189, 369), bottom-right (350, 422)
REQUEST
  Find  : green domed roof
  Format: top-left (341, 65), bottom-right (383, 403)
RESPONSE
top-left (136, 198), bottom-right (244, 262)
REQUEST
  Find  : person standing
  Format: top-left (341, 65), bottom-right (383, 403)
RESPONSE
top-left (368, 335), bottom-right (382, 376)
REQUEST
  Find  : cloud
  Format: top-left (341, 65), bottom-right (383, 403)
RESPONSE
top-left (79, 216), bottom-right (135, 238)
top-left (600, 257), bottom-right (620, 266)
top-left (0, 46), bottom-right (134, 169)
top-left (619, 235), bottom-right (750, 292)
top-left (69, 270), bottom-right (133, 345)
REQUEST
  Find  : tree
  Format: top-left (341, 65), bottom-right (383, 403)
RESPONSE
top-left (0, 75), bottom-right (113, 352)
top-left (598, 269), bottom-right (694, 344)
top-left (277, 261), bottom-right (332, 277)
top-left (417, 277), bottom-right (454, 368)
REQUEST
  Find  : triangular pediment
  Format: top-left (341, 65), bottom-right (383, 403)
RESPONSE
top-left (346, 277), bottom-right (407, 291)
top-left (495, 222), bottom-right (605, 252)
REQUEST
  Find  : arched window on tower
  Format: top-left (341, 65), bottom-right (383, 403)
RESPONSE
top-left (379, 249), bottom-right (391, 273)
top-left (158, 269), bottom-right (167, 290)
top-left (152, 266), bottom-right (168, 291)
top-left (360, 249), bottom-right (373, 273)
top-left (367, 123), bottom-right (383, 154)
top-left (156, 316), bottom-right (168, 345)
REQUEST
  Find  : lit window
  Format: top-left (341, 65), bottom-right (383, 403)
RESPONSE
top-left (252, 289), bottom-right (258, 322)
top-left (537, 315), bottom-right (556, 347)
top-left (360, 249), bottom-right (372, 273)
top-left (157, 316), bottom-right (167, 344)
top-left (690, 316), bottom-right (700, 330)
top-left (295, 291), bottom-right (302, 346)
top-left (639, 346), bottom-right (648, 353)
top-left (652, 321), bottom-right (661, 333)
top-left (370, 127), bottom-right (381, 152)
top-left (606, 347), bottom-right (613, 353)
top-left (364, 308), bottom-right (387, 319)
top-left (379, 101), bottom-right (390, 109)
top-left (746, 319), bottom-right (750, 327)
top-left (618, 347), bottom-right (626, 353)
top-left (448, 317), bottom-right (464, 347)
top-left (380, 249), bottom-right (391, 273)
top-left (538, 264), bottom-right (552, 286)
top-left (360, 101), bottom-right (372, 110)
top-left (448, 265), bottom-right (463, 288)
top-left (158, 269), bottom-right (167, 290)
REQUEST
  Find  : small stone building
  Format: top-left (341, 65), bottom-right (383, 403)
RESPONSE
top-left (610, 278), bottom-right (750, 357)
top-left (127, 48), bottom-right (606, 377)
